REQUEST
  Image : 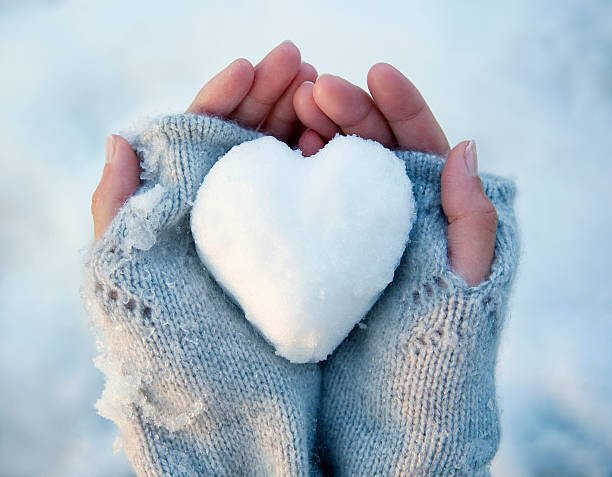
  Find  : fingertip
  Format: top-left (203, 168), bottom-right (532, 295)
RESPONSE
top-left (367, 63), bottom-right (411, 103)
top-left (232, 57), bottom-right (254, 69)
top-left (367, 62), bottom-right (401, 82)
top-left (230, 57), bottom-right (255, 80)
top-left (312, 74), bottom-right (395, 146)
top-left (283, 39), bottom-right (300, 56)
top-left (231, 42), bottom-right (302, 128)
top-left (311, 74), bottom-right (361, 121)
top-left (290, 65), bottom-right (317, 107)
top-left (312, 74), bottom-right (344, 98)
top-left (268, 40), bottom-right (301, 68)
top-left (293, 81), bottom-right (339, 140)
top-left (367, 64), bottom-right (449, 154)
top-left (301, 62), bottom-right (318, 81)
top-left (279, 39), bottom-right (298, 49)
top-left (442, 140), bottom-right (473, 180)
top-left (298, 129), bottom-right (325, 157)
top-left (259, 60), bottom-right (320, 141)
top-left (187, 57), bottom-right (255, 115)
top-left (314, 73), bottom-right (334, 81)
top-left (442, 140), bottom-right (493, 217)
top-left (92, 135), bottom-right (141, 239)
top-left (110, 133), bottom-right (131, 149)
top-left (293, 80), bottom-right (314, 109)
top-left (114, 136), bottom-right (141, 188)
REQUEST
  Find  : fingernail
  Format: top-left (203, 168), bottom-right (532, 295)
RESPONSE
top-left (279, 39), bottom-right (296, 48)
top-left (230, 58), bottom-right (248, 68)
top-left (464, 140), bottom-right (478, 176)
top-left (105, 135), bottom-right (116, 164)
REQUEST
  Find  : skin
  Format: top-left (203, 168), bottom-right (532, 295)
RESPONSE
top-left (92, 42), bottom-right (497, 286)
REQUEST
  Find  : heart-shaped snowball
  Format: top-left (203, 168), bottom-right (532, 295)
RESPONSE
top-left (191, 135), bottom-right (415, 363)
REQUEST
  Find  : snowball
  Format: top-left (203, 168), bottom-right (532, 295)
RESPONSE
top-left (191, 135), bottom-right (415, 363)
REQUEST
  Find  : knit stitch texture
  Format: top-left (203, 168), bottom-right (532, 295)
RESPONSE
top-left (318, 148), bottom-right (518, 476)
top-left (84, 114), bottom-right (519, 477)
top-left (85, 115), bottom-right (320, 476)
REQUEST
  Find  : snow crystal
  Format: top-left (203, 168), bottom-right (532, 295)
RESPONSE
top-left (190, 135), bottom-right (415, 363)
top-left (83, 272), bottom-right (207, 438)
top-left (130, 184), bottom-right (165, 215)
top-left (120, 184), bottom-right (166, 251)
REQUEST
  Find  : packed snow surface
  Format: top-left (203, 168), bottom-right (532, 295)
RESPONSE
top-left (191, 135), bottom-right (415, 363)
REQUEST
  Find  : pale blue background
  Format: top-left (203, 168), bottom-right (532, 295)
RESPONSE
top-left (1, 1), bottom-right (611, 475)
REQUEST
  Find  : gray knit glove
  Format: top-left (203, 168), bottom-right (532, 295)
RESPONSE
top-left (85, 115), bottom-right (321, 476)
top-left (318, 151), bottom-right (519, 476)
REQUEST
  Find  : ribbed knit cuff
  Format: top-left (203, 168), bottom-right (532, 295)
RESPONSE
top-left (131, 114), bottom-right (262, 194)
top-left (395, 148), bottom-right (518, 297)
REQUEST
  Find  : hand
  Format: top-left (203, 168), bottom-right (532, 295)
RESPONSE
top-left (92, 41), bottom-right (315, 240)
top-left (88, 42), bottom-right (322, 474)
top-left (293, 64), bottom-right (497, 286)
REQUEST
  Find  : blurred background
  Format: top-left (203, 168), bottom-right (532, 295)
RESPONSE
top-left (1, 0), bottom-right (610, 475)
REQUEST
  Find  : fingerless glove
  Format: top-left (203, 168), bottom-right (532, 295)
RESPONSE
top-left (84, 114), bottom-right (519, 477)
top-left (85, 115), bottom-right (321, 476)
top-left (318, 150), bottom-right (519, 476)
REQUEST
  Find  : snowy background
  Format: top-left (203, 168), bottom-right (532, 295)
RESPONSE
top-left (1, 0), bottom-right (611, 475)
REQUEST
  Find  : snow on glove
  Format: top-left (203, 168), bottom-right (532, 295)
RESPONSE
top-left (84, 114), bottom-right (321, 477)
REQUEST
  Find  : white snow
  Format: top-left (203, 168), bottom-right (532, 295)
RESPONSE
top-left (191, 135), bottom-right (415, 363)
top-left (129, 184), bottom-right (165, 215)
top-left (1, 1), bottom-right (610, 475)
top-left (121, 184), bottom-right (166, 251)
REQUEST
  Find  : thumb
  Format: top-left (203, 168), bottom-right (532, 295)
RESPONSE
top-left (441, 140), bottom-right (498, 286)
top-left (91, 135), bottom-right (141, 240)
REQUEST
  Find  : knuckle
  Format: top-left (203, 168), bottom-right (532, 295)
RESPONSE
top-left (480, 207), bottom-right (498, 234)
top-left (447, 199), bottom-right (498, 232)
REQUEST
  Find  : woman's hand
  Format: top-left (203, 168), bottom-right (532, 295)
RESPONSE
top-left (293, 63), bottom-right (497, 285)
top-left (92, 41), bottom-right (315, 239)
top-left (92, 47), bottom-right (496, 286)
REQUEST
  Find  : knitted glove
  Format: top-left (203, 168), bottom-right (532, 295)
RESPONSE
top-left (318, 151), bottom-right (519, 476)
top-left (84, 115), bottom-right (321, 477)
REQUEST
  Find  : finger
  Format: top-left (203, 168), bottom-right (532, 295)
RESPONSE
top-left (297, 128), bottom-right (326, 157)
top-left (367, 63), bottom-right (449, 154)
top-left (312, 74), bottom-right (394, 147)
top-left (441, 141), bottom-right (497, 286)
top-left (293, 80), bottom-right (340, 140)
top-left (187, 58), bottom-right (255, 115)
top-left (231, 40), bottom-right (302, 129)
top-left (260, 62), bottom-right (317, 141)
top-left (91, 135), bottom-right (141, 240)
